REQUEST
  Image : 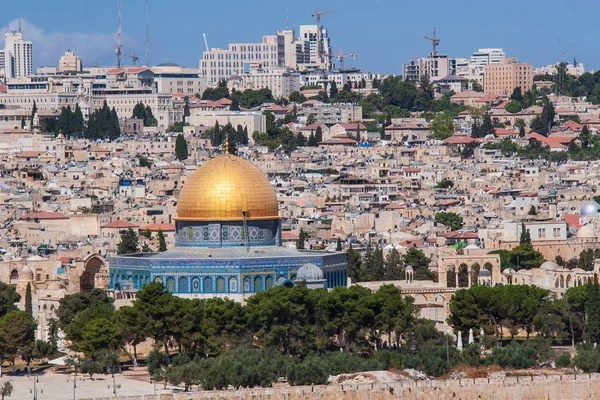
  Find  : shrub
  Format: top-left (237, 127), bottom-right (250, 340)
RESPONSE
top-left (555, 352), bottom-right (571, 368)
top-left (287, 357), bottom-right (329, 386)
top-left (489, 342), bottom-right (537, 369)
top-left (573, 344), bottom-right (600, 373)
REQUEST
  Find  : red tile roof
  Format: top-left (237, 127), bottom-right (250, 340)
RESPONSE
top-left (101, 220), bottom-right (140, 229)
top-left (20, 212), bottom-right (69, 220)
top-left (140, 223), bottom-right (175, 232)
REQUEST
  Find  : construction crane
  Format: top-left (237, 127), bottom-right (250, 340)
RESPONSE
top-left (115, 0), bottom-right (140, 67)
top-left (311, 7), bottom-right (335, 60)
top-left (323, 47), bottom-right (357, 71)
top-left (423, 28), bottom-right (440, 56)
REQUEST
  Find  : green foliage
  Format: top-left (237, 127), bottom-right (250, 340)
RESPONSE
top-left (132, 103), bottom-right (156, 126)
top-left (230, 88), bottom-right (274, 109)
top-left (0, 282), bottom-right (20, 319)
top-left (403, 248), bottom-right (434, 281)
top-left (296, 228), bottom-right (309, 250)
top-left (137, 154), bottom-right (153, 168)
top-left (586, 278), bottom-right (600, 344)
top-left (430, 113), bottom-right (455, 140)
top-left (489, 342), bottom-right (537, 369)
top-left (346, 245), bottom-right (366, 282)
top-left (505, 100), bottom-right (522, 114)
top-left (435, 179), bottom-right (454, 189)
top-left (520, 222), bottom-right (531, 244)
top-left (85, 102), bottom-right (121, 141)
top-left (202, 80), bottom-right (230, 100)
top-left (117, 228), bottom-right (139, 255)
top-left (202, 121), bottom-right (249, 153)
top-left (573, 343), bottom-right (600, 372)
top-left (157, 229), bottom-right (167, 252)
top-left (434, 212), bottom-right (463, 231)
top-left (510, 244), bottom-right (544, 270)
top-left (287, 357), bottom-right (329, 386)
top-left (167, 121), bottom-right (186, 132)
top-left (471, 116), bottom-right (495, 139)
top-left (175, 134), bottom-right (188, 161)
top-left (25, 283), bottom-right (32, 317)
top-left (336, 238), bottom-right (342, 251)
top-left (289, 91), bottom-right (307, 103)
top-left (0, 380), bottom-right (13, 399)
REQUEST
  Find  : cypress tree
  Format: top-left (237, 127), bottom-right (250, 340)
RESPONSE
top-left (175, 134), bottom-right (189, 161)
top-left (315, 126), bottom-right (323, 143)
top-left (587, 276), bottom-right (600, 344)
top-left (25, 282), bottom-right (32, 316)
top-left (158, 229), bottom-right (167, 252)
top-left (519, 222), bottom-right (531, 245)
top-left (117, 228), bottom-right (139, 255)
top-left (308, 131), bottom-right (317, 147)
top-left (336, 237), bottom-right (342, 251)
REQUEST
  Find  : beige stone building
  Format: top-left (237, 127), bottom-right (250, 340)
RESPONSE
top-left (484, 58), bottom-right (533, 95)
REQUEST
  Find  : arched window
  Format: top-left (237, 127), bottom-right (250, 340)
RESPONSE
top-left (154, 276), bottom-right (163, 283)
top-left (166, 277), bottom-right (175, 292)
top-left (254, 276), bottom-right (262, 292)
top-left (229, 277), bottom-right (237, 292)
top-left (216, 277), bottom-right (225, 293)
top-left (9, 269), bottom-right (18, 282)
top-left (179, 277), bottom-right (188, 293)
top-left (191, 278), bottom-right (200, 292)
top-left (133, 276), bottom-right (139, 288)
top-left (243, 277), bottom-right (250, 292)
top-left (203, 277), bottom-right (212, 292)
top-left (265, 276), bottom-right (273, 290)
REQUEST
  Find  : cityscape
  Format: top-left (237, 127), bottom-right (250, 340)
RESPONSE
top-left (1, 1), bottom-right (600, 399)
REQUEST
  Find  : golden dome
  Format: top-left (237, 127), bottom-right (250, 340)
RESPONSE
top-left (176, 154), bottom-right (279, 221)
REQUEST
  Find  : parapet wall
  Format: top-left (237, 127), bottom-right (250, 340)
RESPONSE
top-left (82, 373), bottom-right (600, 400)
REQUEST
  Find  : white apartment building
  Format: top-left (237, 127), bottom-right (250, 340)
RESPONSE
top-left (1, 30), bottom-right (33, 79)
top-left (186, 110), bottom-right (266, 142)
top-left (228, 66), bottom-right (301, 99)
top-left (200, 25), bottom-right (332, 86)
top-left (403, 55), bottom-right (454, 82)
top-left (151, 64), bottom-right (206, 96)
top-left (534, 62), bottom-right (585, 77)
top-left (470, 48), bottom-right (505, 71)
top-left (296, 103), bottom-right (362, 124)
top-left (300, 70), bottom-right (380, 89)
top-left (59, 50), bottom-right (82, 73)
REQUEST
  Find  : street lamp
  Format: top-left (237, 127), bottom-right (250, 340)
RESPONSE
top-left (31, 373), bottom-right (43, 400)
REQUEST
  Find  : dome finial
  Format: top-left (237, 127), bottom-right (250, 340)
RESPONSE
top-left (225, 135), bottom-right (229, 154)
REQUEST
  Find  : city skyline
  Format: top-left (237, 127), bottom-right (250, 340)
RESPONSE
top-left (1, 0), bottom-right (597, 74)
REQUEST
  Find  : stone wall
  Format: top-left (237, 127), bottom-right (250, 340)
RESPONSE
top-left (82, 373), bottom-right (600, 400)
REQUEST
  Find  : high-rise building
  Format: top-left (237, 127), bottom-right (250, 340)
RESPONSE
top-left (200, 25), bottom-right (332, 86)
top-left (59, 50), bottom-right (82, 73)
top-left (470, 48), bottom-right (505, 71)
top-left (403, 54), bottom-right (452, 82)
top-left (2, 29), bottom-right (33, 79)
top-left (483, 58), bottom-right (533, 96)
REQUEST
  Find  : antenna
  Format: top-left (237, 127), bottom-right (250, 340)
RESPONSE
top-left (116, 0), bottom-right (122, 68)
top-left (203, 33), bottom-right (210, 52)
top-left (145, 0), bottom-right (149, 66)
top-left (285, 0), bottom-right (289, 30)
top-left (18, 18), bottom-right (21, 33)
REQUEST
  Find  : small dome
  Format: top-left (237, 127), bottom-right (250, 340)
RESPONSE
top-left (465, 244), bottom-right (480, 250)
top-left (20, 265), bottom-right (34, 280)
top-left (405, 265), bottom-right (414, 271)
top-left (478, 269), bottom-right (492, 277)
top-left (296, 263), bottom-right (324, 281)
top-left (580, 200), bottom-right (600, 216)
top-left (303, 201), bottom-right (317, 208)
top-left (540, 261), bottom-right (559, 270)
top-left (577, 225), bottom-right (597, 239)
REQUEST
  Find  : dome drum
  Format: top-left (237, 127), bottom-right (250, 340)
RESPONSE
top-left (176, 219), bottom-right (281, 247)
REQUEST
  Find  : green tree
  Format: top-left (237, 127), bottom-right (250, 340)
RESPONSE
top-left (30, 100), bottom-right (37, 130)
top-left (117, 228), bottom-right (139, 255)
top-left (434, 212), bottom-right (464, 231)
top-left (0, 310), bottom-right (36, 374)
top-left (307, 131), bottom-right (317, 146)
top-left (528, 205), bottom-right (537, 215)
top-left (0, 380), bottom-right (13, 399)
top-left (79, 318), bottom-right (122, 359)
top-left (435, 179), bottom-right (454, 189)
top-left (505, 100), bottom-right (522, 114)
top-left (510, 244), bottom-right (544, 270)
top-left (157, 229), bottom-right (167, 252)
top-left (296, 228), bottom-right (309, 250)
top-left (336, 238), bottom-right (342, 251)
top-left (519, 222), bottom-right (531, 244)
top-left (0, 282), bottom-right (20, 319)
top-left (25, 283), bottom-right (32, 317)
top-left (175, 134), bottom-right (189, 161)
top-left (115, 306), bottom-right (148, 366)
top-left (289, 91), bottom-right (307, 104)
top-left (329, 81), bottom-right (338, 99)
top-left (132, 283), bottom-right (175, 357)
top-left (315, 126), bottom-right (323, 143)
top-left (347, 245), bottom-right (366, 282)
top-left (586, 278), bottom-right (600, 344)
top-left (384, 248), bottom-right (403, 280)
top-left (402, 248), bottom-right (434, 280)
top-left (430, 113), bottom-right (454, 140)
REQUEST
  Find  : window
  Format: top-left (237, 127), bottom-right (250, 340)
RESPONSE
top-left (166, 277), bottom-right (175, 292)
top-left (553, 228), bottom-right (560, 238)
top-left (254, 276), bottom-right (262, 292)
top-left (217, 277), bottom-right (225, 292)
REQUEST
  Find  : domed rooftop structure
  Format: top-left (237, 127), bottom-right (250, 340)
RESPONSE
top-left (405, 265), bottom-right (414, 271)
top-left (20, 265), bottom-right (34, 280)
top-left (296, 263), bottom-right (325, 281)
top-left (176, 154), bottom-right (279, 221)
top-left (580, 200), bottom-right (600, 217)
top-left (540, 261), bottom-right (559, 270)
top-left (577, 225), bottom-right (597, 239)
top-left (478, 269), bottom-right (492, 277)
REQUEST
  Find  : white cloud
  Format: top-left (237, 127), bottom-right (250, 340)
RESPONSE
top-left (0, 18), bottom-right (136, 68)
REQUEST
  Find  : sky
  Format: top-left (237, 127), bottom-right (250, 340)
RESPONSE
top-left (1, 0), bottom-right (599, 74)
